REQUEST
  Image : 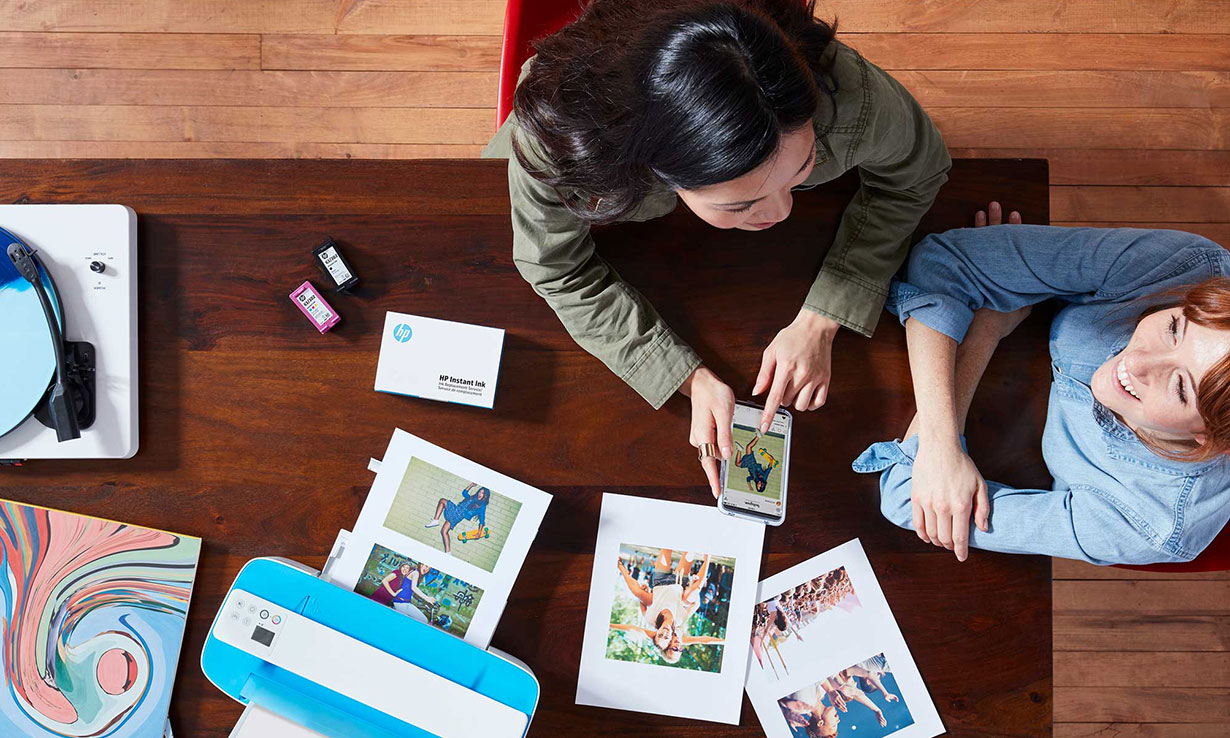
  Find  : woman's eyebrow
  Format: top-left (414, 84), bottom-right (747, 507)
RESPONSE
top-left (716, 196), bottom-right (764, 209)
top-left (715, 146), bottom-right (815, 208)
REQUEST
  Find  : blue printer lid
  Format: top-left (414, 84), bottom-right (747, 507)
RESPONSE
top-left (201, 558), bottom-right (539, 738)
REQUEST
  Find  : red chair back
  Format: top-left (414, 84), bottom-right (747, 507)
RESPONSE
top-left (497, 0), bottom-right (590, 129)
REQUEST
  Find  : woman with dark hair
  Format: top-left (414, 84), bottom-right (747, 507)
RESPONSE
top-left (854, 203), bottom-right (1230, 566)
top-left (483, 0), bottom-right (950, 497)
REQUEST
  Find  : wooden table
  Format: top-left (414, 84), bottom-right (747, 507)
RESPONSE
top-left (0, 158), bottom-right (1051, 737)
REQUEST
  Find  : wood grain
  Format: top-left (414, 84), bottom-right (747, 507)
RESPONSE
top-left (1054, 581), bottom-right (1230, 614)
top-left (0, 31), bottom-right (261, 69)
top-left (1054, 558), bottom-right (1230, 581)
top-left (819, 0), bottom-right (1230, 34)
top-left (948, 150), bottom-right (1230, 187)
top-left (1054, 652), bottom-right (1230, 686)
top-left (0, 0), bottom-right (506, 34)
top-left (1051, 187), bottom-right (1230, 223)
top-left (0, 158), bottom-right (1051, 738)
top-left (1055, 725), bottom-right (1230, 738)
top-left (897, 71), bottom-right (1230, 108)
top-left (1055, 614), bottom-right (1230, 652)
top-left (0, 141), bottom-right (485, 159)
top-left (844, 33), bottom-right (1230, 71)
top-left (0, 105), bottom-right (492, 144)
top-left (261, 34), bottom-right (503, 71)
top-left (1054, 687), bottom-right (1230, 723)
top-left (0, 69), bottom-right (497, 108)
top-left (931, 109), bottom-right (1230, 150)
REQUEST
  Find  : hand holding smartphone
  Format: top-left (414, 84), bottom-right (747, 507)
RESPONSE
top-left (718, 401), bottom-right (791, 526)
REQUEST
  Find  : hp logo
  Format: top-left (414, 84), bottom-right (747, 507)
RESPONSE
top-left (393, 323), bottom-right (413, 343)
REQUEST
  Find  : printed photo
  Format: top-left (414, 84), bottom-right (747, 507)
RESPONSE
top-left (354, 543), bottom-right (485, 638)
top-left (383, 456), bottom-right (523, 572)
top-left (776, 654), bottom-right (914, 738)
top-left (605, 544), bottom-right (736, 673)
top-left (751, 565), bottom-right (861, 679)
top-left (729, 423), bottom-right (786, 500)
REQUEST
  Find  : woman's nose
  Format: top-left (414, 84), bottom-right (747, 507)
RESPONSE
top-left (756, 189), bottom-right (793, 223)
top-left (1125, 349), bottom-right (1165, 389)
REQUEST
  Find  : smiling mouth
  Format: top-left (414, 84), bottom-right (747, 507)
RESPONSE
top-left (1116, 359), bottom-right (1141, 401)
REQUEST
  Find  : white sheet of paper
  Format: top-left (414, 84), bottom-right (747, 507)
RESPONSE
top-left (745, 540), bottom-right (944, 738)
top-left (229, 704), bottom-right (326, 738)
top-left (329, 429), bottom-right (551, 649)
top-left (576, 493), bottom-right (765, 725)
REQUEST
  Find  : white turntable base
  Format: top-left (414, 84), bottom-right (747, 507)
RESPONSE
top-left (0, 204), bottom-right (138, 460)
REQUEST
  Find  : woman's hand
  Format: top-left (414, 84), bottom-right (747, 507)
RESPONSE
top-left (754, 309), bottom-right (839, 430)
top-left (910, 435), bottom-right (990, 562)
top-left (824, 687), bottom-right (848, 712)
top-left (680, 366), bottom-right (736, 498)
top-left (975, 200), bottom-right (1021, 227)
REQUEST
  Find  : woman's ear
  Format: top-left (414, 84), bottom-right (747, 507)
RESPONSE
top-left (1194, 431), bottom-right (1209, 445)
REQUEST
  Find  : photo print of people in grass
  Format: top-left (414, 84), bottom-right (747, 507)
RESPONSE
top-left (606, 544), bottom-right (736, 673)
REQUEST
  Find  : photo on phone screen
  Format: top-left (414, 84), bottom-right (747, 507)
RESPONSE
top-left (722, 404), bottom-right (789, 521)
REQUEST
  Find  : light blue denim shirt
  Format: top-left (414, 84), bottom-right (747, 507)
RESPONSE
top-left (853, 225), bottom-right (1230, 565)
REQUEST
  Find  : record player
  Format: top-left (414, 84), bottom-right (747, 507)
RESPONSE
top-left (0, 205), bottom-right (137, 462)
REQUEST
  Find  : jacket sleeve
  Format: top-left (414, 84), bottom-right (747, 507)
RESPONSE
top-left (893, 225), bottom-right (1230, 343)
top-left (805, 61), bottom-right (951, 336)
top-left (507, 144), bottom-right (701, 409)
top-left (854, 437), bottom-right (1189, 566)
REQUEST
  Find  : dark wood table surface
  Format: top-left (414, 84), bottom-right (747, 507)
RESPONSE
top-left (0, 158), bottom-right (1052, 737)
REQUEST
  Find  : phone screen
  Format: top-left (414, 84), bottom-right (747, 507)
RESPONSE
top-left (722, 403), bottom-right (790, 520)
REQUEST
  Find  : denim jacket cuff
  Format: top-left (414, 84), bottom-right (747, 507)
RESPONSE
top-left (888, 281), bottom-right (974, 343)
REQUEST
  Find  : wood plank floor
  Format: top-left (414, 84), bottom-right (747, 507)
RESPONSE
top-left (1, 1), bottom-right (1226, 735)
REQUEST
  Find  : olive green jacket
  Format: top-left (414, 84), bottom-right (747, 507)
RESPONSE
top-left (482, 41), bottom-right (951, 409)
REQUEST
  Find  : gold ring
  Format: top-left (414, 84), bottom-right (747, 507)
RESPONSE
top-left (697, 443), bottom-right (718, 460)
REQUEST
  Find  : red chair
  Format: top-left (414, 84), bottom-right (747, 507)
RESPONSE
top-left (1115, 524), bottom-right (1230, 573)
top-left (497, 0), bottom-right (590, 129)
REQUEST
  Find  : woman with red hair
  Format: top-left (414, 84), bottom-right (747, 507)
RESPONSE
top-left (855, 204), bottom-right (1230, 566)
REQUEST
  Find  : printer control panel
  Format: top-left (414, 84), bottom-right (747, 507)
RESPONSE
top-left (214, 589), bottom-right (287, 656)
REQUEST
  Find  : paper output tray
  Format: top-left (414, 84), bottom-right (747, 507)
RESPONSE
top-left (201, 558), bottom-right (539, 738)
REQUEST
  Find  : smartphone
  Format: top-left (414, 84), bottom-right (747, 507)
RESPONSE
top-left (718, 401), bottom-right (792, 526)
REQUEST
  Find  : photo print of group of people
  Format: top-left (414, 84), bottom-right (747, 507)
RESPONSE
top-left (354, 543), bottom-right (485, 639)
top-left (325, 429), bottom-right (552, 649)
top-left (776, 654), bottom-right (913, 738)
top-left (746, 541), bottom-right (944, 738)
top-left (577, 494), bottom-right (766, 725)
top-left (607, 544), bottom-right (736, 673)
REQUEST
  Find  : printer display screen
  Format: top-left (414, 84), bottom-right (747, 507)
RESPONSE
top-left (251, 625), bottom-right (275, 647)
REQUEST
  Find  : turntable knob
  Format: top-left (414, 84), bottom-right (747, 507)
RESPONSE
top-left (90, 261), bottom-right (105, 274)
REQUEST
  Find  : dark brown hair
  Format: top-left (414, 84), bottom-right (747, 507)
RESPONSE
top-left (511, 0), bottom-right (837, 224)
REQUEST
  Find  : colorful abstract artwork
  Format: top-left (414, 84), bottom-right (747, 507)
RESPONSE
top-left (0, 500), bottom-right (200, 737)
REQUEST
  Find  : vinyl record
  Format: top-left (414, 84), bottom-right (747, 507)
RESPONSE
top-left (0, 227), bottom-right (62, 437)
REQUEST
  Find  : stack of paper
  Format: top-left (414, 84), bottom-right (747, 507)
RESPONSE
top-left (325, 429), bottom-right (551, 648)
